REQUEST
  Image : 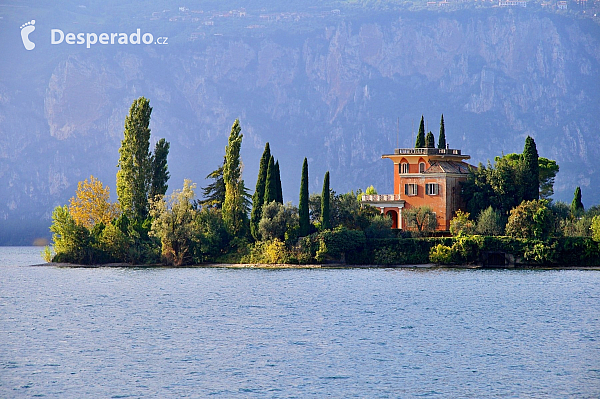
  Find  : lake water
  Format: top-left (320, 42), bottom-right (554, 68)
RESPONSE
top-left (1, 247), bottom-right (599, 398)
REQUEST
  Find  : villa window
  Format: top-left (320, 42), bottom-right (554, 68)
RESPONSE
top-left (404, 184), bottom-right (418, 196)
top-left (426, 183), bottom-right (440, 196)
top-left (419, 162), bottom-right (426, 173)
top-left (400, 163), bottom-right (409, 174)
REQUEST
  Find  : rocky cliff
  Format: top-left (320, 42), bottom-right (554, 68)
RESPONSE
top-left (1, 8), bottom-right (599, 243)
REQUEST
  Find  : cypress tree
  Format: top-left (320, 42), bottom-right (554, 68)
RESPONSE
top-left (425, 131), bottom-right (435, 148)
top-left (264, 156), bottom-right (277, 205)
top-left (571, 186), bottom-right (584, 216)
top-left (321, 171), bottom-right (331, 230)
top-left (522, 136), bottom-right (539, 201)
top-left (222, 119), bottom-right (246, 236)
top-left (298, 158), bottom-right (310, 237)
top-left (149, 138), bottom-right (170, 200)
top-left (275, 160), bottom-right (283, 204)
top-left (415, 115), bottom-right (425, 148)
top-left (438, 114), bottom-right (446, 149)
top-left (250, 143), bottom-right (271, 240)
top-left (117, 97), bottom-right (152, 221)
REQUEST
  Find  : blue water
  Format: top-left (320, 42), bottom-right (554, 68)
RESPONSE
top-left (1, 247), bottom-right (599, 398)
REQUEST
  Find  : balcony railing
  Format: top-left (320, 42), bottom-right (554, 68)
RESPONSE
top-left (361, 194), bottom-right (403, 202)
top-left (393, 148), bottom-right (462, 156)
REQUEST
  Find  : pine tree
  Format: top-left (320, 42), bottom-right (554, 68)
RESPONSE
top-left (522, 136), bottom-right (540, 201)
top-left (438, 114), bottom-right (446, 149)
top-left (264, 156), bottom-right (277, 205)
top-left (571, 186), bottom-right (584, 216)
top-left (415, 115), bottom-right (425, 148)
top-left (149, 138), bottom-right (170, 200)
top-left (425, 131), bottom-right (435, 148)
top-left (298, 158), bottom-right (310, 237)
top-left (275, 160), bottom-right (283, 204)
top-left (321, 171), bottom-right (331, 230)
top-left (117, 97), bottom-right (153, 221)
top-left (222, 119), bottom-right (247, 236)
top-left (250, 143), bottom-right (271, 240)
top-left (199, 159), bottom-right (225, 209)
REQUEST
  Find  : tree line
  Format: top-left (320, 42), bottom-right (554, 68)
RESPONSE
top-left (47, 97), bottom-right (391, 265)
top-left (46, 99), bottom-right (600, 266)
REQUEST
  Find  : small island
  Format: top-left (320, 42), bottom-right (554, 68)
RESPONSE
top-left (45, 98), bottom-right (600, 268)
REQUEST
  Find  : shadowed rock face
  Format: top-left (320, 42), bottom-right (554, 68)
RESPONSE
top-left (1, 9), bottom-right (599, 236)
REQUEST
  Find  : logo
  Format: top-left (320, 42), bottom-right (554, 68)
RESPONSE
top-left (50, 28), bottom-right (167, 48)
top-left (20, 20), bottom-right (36, 50)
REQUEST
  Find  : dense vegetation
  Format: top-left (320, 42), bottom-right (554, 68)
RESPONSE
top-left (46, 99), bottom-right (600, 267)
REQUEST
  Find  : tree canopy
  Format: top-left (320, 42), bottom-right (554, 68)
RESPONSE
top-left (438, 114), bottom-right (446, 149)
top-left (117, 97), bottom-right (153, 220)
top-left (298, 158), bottom-right (310, 237)
top-left (425, 131), bottom-right (435, 148)
top-left (69, 175), bottom-right (120, 229)
top-left (251, 143), bottom-right (271, 240)
top-left (321, 171), bottom-right (331, 230)
top-left (571, 186), bottom-right (584, 216)
top-left (222, 119), bottom-right (248, 236)
top-left (415, 115), bottom-right (425, 148)
top-left (149, 138), bottom-right (170, 200)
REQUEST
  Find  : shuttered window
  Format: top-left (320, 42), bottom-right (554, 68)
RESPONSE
top-left (426, 183), bottom-right (440, 196)
top-left (404, 184), bottom-right (418, 196)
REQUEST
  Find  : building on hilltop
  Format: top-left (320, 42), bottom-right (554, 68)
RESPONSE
top-left (361, 147), bottom-right (473, 231)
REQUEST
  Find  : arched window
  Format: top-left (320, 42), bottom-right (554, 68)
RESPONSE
top-left (419, 162), bottom-right (426, 173)
top-left (400, 163), bottom-right (409, 174)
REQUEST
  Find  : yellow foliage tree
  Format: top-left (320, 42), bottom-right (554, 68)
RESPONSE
top-left (69, 175), bottom-right (121, 228)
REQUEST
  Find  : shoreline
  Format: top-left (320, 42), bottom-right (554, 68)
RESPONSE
top-left (28, 262), bottom-right (600, 270)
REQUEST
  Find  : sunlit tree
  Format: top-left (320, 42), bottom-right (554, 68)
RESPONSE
top-left (69, 175), bottom-right (120, 229)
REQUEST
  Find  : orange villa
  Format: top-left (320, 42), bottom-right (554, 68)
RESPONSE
top-left (362, 146), bottom-right (473, 231)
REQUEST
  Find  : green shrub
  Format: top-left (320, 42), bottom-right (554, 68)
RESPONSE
top-left (429, 244), bottom-right (454, 264)
top-left (449, 210), bottom-right (475, 236)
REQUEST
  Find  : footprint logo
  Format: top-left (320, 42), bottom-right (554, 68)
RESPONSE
top-left (20, 20), bottom-right (36, 50)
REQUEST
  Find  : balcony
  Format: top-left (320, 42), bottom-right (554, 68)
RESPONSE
top-left (361, 194), bottom-right (403, 203)
top-left (393, 148), bottom-right (462, 156)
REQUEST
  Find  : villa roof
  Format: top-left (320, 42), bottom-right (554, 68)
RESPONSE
top-left (424, 160), bottom-right (471, 174)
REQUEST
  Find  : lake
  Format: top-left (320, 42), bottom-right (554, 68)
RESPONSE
top-left (1, 247), bottom-right (599, 398)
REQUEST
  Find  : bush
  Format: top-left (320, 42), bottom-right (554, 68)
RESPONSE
top-left (242, 239), bottom-right (291, 264)
top-left (315, 227), bottom-right (366, 263)
top-left (429, 244), bottom-right (454, 264)
top-left (591, 215), bottom-right (600, 242)
top-left (450, 210), bottom-right (475, 236)
top-left (476, 206), bottom-right (504, 236)
top-left (364, 214), bottom-right (394, 239)
top-left (505, 200), bottom-right (553, 240)
top-left (258, 201), bottom-right (299, 243)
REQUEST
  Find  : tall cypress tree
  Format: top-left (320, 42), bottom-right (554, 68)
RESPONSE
top-left (117, 97), bottom-right (152, 221)
top-left (522, 136), bottom-right (539, 201)
top-left (571, 186), bottom-right (584, 216)
top-left (275, 160), bottom-right (283, 204)
top-left (264, 156), bottom-right (277, 205)
top-left (250, 143), bottom-right (271, 240)
top-left (438, 114), bottom-right (446, 149)
top-left (149, 138), bottom-right (170, 200)
top-left (298, 158), bottom-right (310, 237)
top-left (222, 119), bottom-right (246, 236)
top-left (415, 115), bottom-right (425, 148)
top-left (425, 132), bottom-right (435, 148)
top-left (321, 171), bottom-right (331, 230)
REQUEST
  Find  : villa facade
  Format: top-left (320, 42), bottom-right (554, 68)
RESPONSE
top-left (362, 147), bottom-right (472, 231)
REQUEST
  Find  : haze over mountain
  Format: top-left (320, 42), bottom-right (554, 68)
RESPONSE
top-left (1, 0), bottom-right (599, 244)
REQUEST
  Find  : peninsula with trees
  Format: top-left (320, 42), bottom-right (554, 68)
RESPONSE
top-left (46, 98), bottom-right (600, 267)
